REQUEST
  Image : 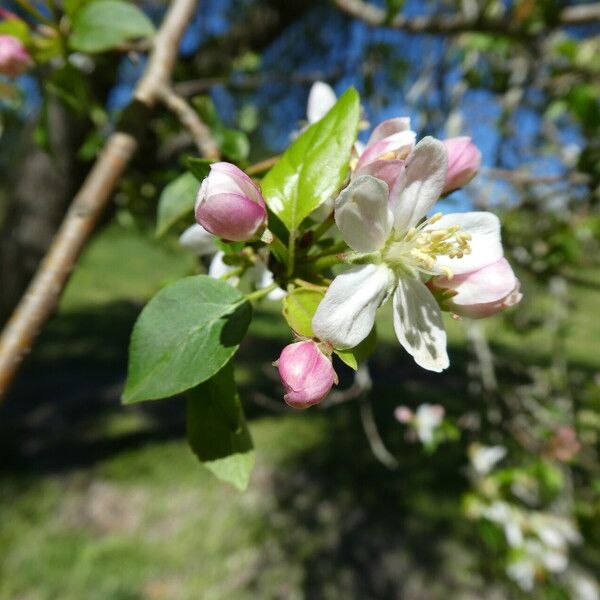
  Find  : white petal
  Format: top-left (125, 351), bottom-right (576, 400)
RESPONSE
top-left (246, 261), bottom-right (287, 300)
top-left (307, 81), bottom-right (337, 124)
top-left (312, 264), bottom-right (395, 349)
top-left (208, 251), bottom-right (237, 283)
top-left (391, 136), bottom-right (448, 231)
top-left (393, 277), bottom-right (449, 372)
top-left (179, 224), bottom-right (217, 256)
top-left (430, 211), bottom-right (503, 275)
top-left (334, 175), bottom-right (392, 253)
top-left (367, 117), bottom-right (412, 145)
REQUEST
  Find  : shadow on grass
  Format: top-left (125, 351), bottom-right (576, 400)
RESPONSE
top-left (1, 302), bottom-right (593, 598)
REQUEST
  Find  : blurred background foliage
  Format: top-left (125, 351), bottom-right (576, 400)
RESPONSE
top-left (0, 0), bottom-right (599, 598)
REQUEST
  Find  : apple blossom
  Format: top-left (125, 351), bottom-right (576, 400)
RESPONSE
top-left (469, 443), bottom-right (507, 475)
top-left (307, 81), bottom-right (337, 124)
top-left (276, 340), bottom-right (337, 409)
top-left (0, 34), bottom-right (31, 78)
top-left (352, 117), bottom-right (416, 192)
top-left (178, 224), bottom-right (285, 300)
top-left (312, 136), bottom-right (507, 372)
top-left (178, 223), bottom-right (218, 256)
top-left (195, 162), bottom-right (267, 241)
top-left (443, 136), bottom-right (481, 194)
top-left (428, 257), bottom-right (522, 319)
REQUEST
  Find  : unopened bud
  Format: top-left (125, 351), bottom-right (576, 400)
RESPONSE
top-left (0, 35), bottom-right (32, 78)
top-left (277, 340), bottom-right (336, 409)
top-left (429, 257), bottom-right (522, 319)
top-left (195, 162), bottom-right (267, 242)
top-left (443, 137), bottom-right (481, 193)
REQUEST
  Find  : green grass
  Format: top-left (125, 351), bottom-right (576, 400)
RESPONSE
top-left (1, 223), bottom-right (599, 599)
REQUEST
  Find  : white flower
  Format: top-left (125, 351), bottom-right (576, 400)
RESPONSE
top-left (481, 501), bottom-right (524, 547)
top-left (414, 403), bottom-right (444, 444)
top-left (179, 224), bottom-right (285, 300)
top-left (469, 443), bottom-right (507, 475)
top-left (307, 81), bottom-right (337, 124)
top-left (312, 136), bottom-right (504, 371)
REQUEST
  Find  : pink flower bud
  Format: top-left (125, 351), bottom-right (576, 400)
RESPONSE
top-left (429, 257), bottom-right (522, 319)
top-left (195, 162), bottom-right (267, 242)
top-left (0, 35), bottom-right (32, 78)
top-left (354, 118), bottom-right (416, 189)
top-left (394, 406), bottom-right (414, 423)
top-left (443, 137), bottom-right (481, 193)
top-left (277, 341), bottom-right (336, 409)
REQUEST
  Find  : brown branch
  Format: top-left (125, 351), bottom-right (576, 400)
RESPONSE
top-left (483, 167), bottom-right (591, 186)
top-left (174, 68), bottom-right (343, 98)
top-left (333, 0), bottom-right (600, 37)
top-left (0, 0), bottom-right (205, 400)
top-left (157, 87), bottom-right (219, 158)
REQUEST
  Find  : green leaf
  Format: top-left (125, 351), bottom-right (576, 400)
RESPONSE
top-left (187, 361), bottom-right (254, 491)
top-left (123, 275), bottom-right (252, 403)
top-left (219, 128), bottom-right (250, 162)
top-left (155, 172), bottom-right (198, 237)
top-left (191, 96), bottom-right (250, 161)
top-left (261, 87), bottom-right (360, 233)
top-left (282, 287), bottom-right (325, 337)
top-left (185, 157), bottom-right (212, 182)
top-left (69, 0), bottom-right (155, 53)
top-left (334, 327), bottom-right (377, 370)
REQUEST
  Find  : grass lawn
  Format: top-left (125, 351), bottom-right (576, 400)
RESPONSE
top-left (1, 223), bottom-right (598, 599)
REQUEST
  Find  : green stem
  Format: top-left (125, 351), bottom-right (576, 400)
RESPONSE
top-left (286, 231), bottom-right (296, 277)
top-left (14, 0), bottom-right (55, 28)
top-left (307, 240), bottom-right (348, 261)
top-left (219, 266), bottom-right (245, 281)
top-left (312, 254), bottom-right (343, 272)
top-left (268, 234), bottom-right (288, 263)
top-left (311, 214), bottom-right (334, 242)
top-left (245, 282), bottom-right (279, 303)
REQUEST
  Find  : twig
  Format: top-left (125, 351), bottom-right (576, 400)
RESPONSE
top-left (323, 364), bottom-right (399, 470)
top-left (174, 68), bottom-right (342, 98)
top-left (245, 155), bottom-right (279, 176)
top-left (360, 396), bottom-right (399, 470)
top-left (333, 0), bottom-right (600, 37)
top-left (0, 0), bottom-right (203, 400)
top-left (157, 87), bottom-right (219, 158)
top-left (483, 167), bottom-right (590, 186)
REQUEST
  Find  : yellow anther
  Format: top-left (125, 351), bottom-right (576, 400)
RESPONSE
top-left (377, 151), bottom-right (397, 161)
top-left (428, 212), bottom-right (443, 224)
top-left (447, 225), bottom-right (460, 234)
top-left (405, 227), bottom-right (417, 241)
top-left (431, 230), bottom-right (448, 242)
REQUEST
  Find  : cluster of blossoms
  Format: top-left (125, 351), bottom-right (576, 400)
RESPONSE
top-left (465, 445), bottom-right (584, 592)
top-left (0, 32), bottom-right (31, 78)
top-left (179, 82), bottom-right (521, 409)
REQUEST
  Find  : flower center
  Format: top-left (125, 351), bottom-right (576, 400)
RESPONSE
top-left (382, 213), bottom-right (472, 279)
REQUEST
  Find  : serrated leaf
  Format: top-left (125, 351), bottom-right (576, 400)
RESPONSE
top-left (261, 87), bottom-right (360, 233)
top-left (282, 287), bottom-right (325, 337)
top-left (185, 156), bottom-right (212, 182)
top-left (155, 172), bottom-right (198, 237)
top-left (123, 276), bottom-right (252, 403)
top-left (187, 361), bottom-right (254, 491)
top-left (334, 327), bottom-right (377, 370)
top-left (69, 0), bottom-right (155, 53)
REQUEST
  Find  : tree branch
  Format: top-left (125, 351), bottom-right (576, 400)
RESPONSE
top-left (157, 87), bottom-right (219, 158)
top-left (0, 0), bottom-right (205, 400)
top-left (333, 0), bottom-right (600, 37)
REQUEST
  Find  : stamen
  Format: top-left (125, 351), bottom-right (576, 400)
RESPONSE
top-left (440, 266), bottom-right (454, 280)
